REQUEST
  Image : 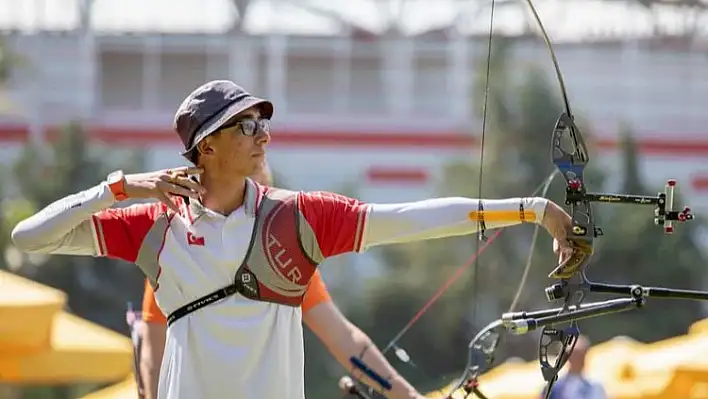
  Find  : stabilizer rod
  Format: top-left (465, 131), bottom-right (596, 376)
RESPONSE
top-left (545, 282), bottom-right (708, 302)
top-left (504, 297), bottom-right (643, 335)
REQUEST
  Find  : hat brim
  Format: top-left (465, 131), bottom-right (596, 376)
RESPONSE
top-left (180, 96), bottom-right (274, 157)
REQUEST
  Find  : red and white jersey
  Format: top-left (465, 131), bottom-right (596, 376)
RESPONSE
top-left (11, 178), bottom-right (548, 399)
top-left (93, 181), bottom-right (368, 399)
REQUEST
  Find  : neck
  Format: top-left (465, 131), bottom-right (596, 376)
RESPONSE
top-left (199, 168), bottom-right (247, 216)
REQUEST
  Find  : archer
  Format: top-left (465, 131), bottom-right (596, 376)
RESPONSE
top-left (12, 80), bottom-right (578, 399)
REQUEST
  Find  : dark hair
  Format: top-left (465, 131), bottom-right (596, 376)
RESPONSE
top-left (187, 150), bottom-right (199, 165)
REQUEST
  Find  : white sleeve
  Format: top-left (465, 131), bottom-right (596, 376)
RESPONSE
top-left (11, 183), bottom-right (116, 255)
top-left (361, 196), bottom-right (548, 250)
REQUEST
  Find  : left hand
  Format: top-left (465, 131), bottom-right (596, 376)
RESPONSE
top-left (540, 201), bottom-right (573, 249)
top-left (541, 201), bottom-right (593, 278)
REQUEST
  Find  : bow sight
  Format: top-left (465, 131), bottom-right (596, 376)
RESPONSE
top-left (553, 115), bottom-right (693, 237)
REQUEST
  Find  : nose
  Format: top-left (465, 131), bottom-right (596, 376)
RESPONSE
top-left (255, 127), bottom-right (270, 146)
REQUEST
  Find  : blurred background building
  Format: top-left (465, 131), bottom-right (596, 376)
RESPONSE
top-left (2, 1), bottom-right (708, 398)
top-left (0, 0), bottom-right (707, 203)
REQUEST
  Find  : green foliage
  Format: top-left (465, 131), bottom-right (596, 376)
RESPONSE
top-left (0, 39), bottom-right (10, 83)
top-left (0, 197), bottom-right (37, 270)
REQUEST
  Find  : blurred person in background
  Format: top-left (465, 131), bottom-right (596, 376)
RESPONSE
top-left (541, 335), bottom-right (607, 399)
top-left (126, 303), bottom-right (146, 398)
top-left (11, 79), bottom-right (577, 399)
top-left (139, 159), bottom-right (426, 399)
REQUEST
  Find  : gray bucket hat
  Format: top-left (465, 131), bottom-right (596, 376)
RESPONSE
top-left (173, 80), bottom-right (274, 158)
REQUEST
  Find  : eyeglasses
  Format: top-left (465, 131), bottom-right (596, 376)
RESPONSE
top-left (220, 118), bottom-right (270, 137)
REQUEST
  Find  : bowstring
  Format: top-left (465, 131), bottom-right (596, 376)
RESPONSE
top-left (345, 0), bottom-right (558, 395)
top-left (373, 1), bottom-right (499, 395)
top-left (473, 0), bottom-right (497, 360)
top-left (460, 0), bottom-right (497, 395)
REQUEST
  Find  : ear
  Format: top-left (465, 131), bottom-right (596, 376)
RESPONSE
top-left (197, 138), bottom-right (215, 156)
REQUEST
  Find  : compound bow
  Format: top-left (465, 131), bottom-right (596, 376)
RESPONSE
top-left (340, 114), bottom-right (700, 399)
top-left (339, 0), bottom-right (701, 397)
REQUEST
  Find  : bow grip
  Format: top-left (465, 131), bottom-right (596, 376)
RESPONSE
top-left (548, 238), bottom-right (593, 279)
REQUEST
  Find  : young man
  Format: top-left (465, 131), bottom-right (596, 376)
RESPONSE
top-left (12, 80), bottom-right (576, 399)
top-left (139, 161), bottom-right (425, 399)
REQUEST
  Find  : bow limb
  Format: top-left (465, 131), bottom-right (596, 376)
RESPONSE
top-left (519, 0), bottom-right (573, 118)
top-left (517, 2), bottom-right (597, 396)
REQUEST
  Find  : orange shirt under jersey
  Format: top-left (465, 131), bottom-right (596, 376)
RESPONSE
top-left (142, 270), bottom-right (332, 324)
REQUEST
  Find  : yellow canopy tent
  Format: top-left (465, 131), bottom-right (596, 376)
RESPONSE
top-left (0, 270), bottom-right (135, 384)
top-left (688, 318), bottom-right (708, 335)
top-left (0, 269), bottom-right (66, 354)
top-left (474, 360), bottom-right (546, 399)
top-left (77, 374), bottom-right (138, 399)
top-left (426, 360), bottom-right (545, 399)
top-left (583, 336), bottom-right (645, 399)
top-left (426, 336), bottom-right (646, 399)
top-left (620, 330), bottom-right (708, 399)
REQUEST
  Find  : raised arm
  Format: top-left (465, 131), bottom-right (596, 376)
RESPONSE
top-left (11, 183), bottom-right (116, 255)
top-left (297, 192), bottom-right (570, 258)
top-left (11, 167), bottom-right (203, 259)
top-left (363, 196), bottom-right (549, 249)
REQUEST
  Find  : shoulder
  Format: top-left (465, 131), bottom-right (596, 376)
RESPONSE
top-left (299, 190), bottom-right (365, 205)
top-left (259, 184), bottom-right (365, 209)
top-left (95, 201), bottom-right (168, 222)
top-left (297, 190), bottom-right (369, 219)
top-left (92, 201), bottom-right (172, 260)
top-left (93, 201), bottom-right (171, 242)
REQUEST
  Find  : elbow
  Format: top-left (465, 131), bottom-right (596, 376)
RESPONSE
top-left (11, 220), bottom-right (46, 254)
top-left (11, 221), bottom-right (35, 253)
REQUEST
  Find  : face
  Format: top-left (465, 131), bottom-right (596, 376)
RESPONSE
top-left (196, 106), bottom-right (270, 177)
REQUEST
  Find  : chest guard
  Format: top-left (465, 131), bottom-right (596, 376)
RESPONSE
top-left (167, 187), bottom-right (323, 327)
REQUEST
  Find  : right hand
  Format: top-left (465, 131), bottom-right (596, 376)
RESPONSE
top-left (124, 166), bottom-right (205, 213)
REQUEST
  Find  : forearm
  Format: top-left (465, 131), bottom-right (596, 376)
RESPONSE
top-left (11, 183), bottom-right (114, 255)
top-left (332, 323), bottom-right (419, 399)
top-left (362, 196), bottom-right (548, 249)
top-left (140, 322), bottom-right (166, 399)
